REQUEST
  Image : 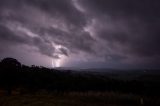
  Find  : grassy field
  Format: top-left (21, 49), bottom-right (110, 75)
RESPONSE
top-left (0, 91), bottom-right (159, 106)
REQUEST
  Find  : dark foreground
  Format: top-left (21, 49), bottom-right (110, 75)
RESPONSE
top-left (0, 58), bottom-right (160, 105)
top-left (0, 92), bottom-right (160, 106)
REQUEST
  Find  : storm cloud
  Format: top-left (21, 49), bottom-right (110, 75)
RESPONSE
top-left (0, 0), bottom-right (160, 68)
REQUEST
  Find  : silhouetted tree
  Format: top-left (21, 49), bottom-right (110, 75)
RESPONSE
top-left (1, 57), bottom-right (21, 69)
top-left (0, 57), bottom-right (21, 95)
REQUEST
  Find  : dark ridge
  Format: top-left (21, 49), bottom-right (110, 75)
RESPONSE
top-left (0, 57), bottom-right (160, 96)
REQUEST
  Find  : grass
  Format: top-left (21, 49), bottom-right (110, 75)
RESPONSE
top-left (0, 91), bottom-right (160, 106)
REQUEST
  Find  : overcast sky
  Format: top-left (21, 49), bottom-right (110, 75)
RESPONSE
top-left (0, 0), bottom-right (160, 69)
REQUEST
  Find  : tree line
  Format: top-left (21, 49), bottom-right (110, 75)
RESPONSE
top-left (0, 57), bottom-right (160, 96)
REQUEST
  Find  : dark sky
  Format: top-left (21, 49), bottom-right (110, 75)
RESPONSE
top-left (0, 0), bottom-right (160, 69)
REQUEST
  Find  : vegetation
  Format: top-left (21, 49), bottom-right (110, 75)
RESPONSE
top-left (0, 57), bottom-right (160, 105)
top-left (0, 92), bottom-right (160, 106)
